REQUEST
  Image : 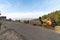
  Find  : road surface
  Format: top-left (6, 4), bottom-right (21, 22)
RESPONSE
top-left (1, 20), bottom-right (60, 40)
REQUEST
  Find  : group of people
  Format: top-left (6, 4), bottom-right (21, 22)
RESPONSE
top-left (39, 17), bottom-right (57, 28)
top-left (46, 19), bottom-right (57, 28)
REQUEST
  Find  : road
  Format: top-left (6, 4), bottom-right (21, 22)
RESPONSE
top-left (1, 20), bottom-right (60, 40)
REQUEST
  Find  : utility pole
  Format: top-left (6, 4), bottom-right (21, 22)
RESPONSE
top-left (0, 11), bottom-right (1, 30)
top-left (0, 11), bottom-right (1, 16)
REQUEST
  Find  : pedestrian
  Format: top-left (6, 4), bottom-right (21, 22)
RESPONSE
top-left (46, 19), bottom-right (52, 26)
top-left (0, 22), bottom-right (1, 30)
top-left (39, 17), bottom-right (43, 26)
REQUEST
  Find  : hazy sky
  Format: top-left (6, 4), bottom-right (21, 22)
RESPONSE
top-left (0, 0), bottom-right (60, 20)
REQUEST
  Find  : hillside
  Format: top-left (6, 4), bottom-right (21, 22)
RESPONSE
top-left (42, 10), bottom-right (60, 26)
top-left (27, 10), bottom-right (60, 30)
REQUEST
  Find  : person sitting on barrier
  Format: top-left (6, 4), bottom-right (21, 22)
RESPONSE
top-left (51, 20), bottom-right (57, 28)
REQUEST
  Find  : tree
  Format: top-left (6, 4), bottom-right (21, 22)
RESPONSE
top-left (42, 10), bottom-right (60, 26)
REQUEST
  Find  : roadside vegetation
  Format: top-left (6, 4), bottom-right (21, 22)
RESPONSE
top-left (42, 10), bottom-right (60, 26)
top-left (39, 10), bottom-right (60, 30)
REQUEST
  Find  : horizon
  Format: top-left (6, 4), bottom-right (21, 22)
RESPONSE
top-left (0, 0), bottom-right (60, 20)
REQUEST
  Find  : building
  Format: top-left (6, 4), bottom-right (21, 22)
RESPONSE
top-left (0, 16), bottom-right (6, 20)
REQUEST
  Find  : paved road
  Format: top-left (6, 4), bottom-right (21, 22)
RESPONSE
top-left (1, 20), bottom-right (60, 40)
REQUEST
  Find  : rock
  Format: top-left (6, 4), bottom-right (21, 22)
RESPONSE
top-left (0, 24), bottom-right (24, 40)
top-left (55, 26), bottom-right (60, 32)
top-left (0, 29), bottom-right (23, 40)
